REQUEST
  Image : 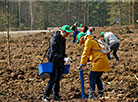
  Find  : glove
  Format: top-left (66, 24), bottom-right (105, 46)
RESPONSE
top-left (64, 57), bottom-right (72, 65)
top-left (78, 64), bottom-right (86, 71)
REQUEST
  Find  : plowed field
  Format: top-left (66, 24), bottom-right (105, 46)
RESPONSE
top-left (0, 25), bottom-right (138, 102)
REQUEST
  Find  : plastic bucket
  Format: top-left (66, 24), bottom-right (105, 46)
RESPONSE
top-left (38, 62), bottom-right (53, 76)
top-left (63, 65), bottom-right (70, 74)
top-left (38, 63), bottom-right (70, 79)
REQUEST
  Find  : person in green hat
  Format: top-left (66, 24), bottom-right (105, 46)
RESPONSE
top-left (80, 24), bottom-right (88, 33)
top-left (42, 25), bottom-right (72, 102)
top-left (71, 22), bottom-right (80, 43)
top-left (76, 32), bottom-right (86, 45)
top-left (77, 34), bottom-right (110, 99)
top-left (100, 31), bottom-right (120, 61)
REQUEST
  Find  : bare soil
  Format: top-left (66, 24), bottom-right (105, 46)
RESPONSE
top-left (0, 25), bottom-right (138, 102)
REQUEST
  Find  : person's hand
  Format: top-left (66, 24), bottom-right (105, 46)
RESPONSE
top-left (64, 57), bottom-right (72, 65)
top-left (78, 64), bottom-right (86, 71)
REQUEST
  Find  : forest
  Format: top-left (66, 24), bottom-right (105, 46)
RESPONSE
top-left (0, 0), bottom-right (138, 31)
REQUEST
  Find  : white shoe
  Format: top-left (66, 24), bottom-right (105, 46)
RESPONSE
top-left (42, 96), bottom-right (50, 102)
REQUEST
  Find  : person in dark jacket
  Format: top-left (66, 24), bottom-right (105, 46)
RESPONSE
top-left (71, 22), bottom-right (79, 43)
top-left (80, 24), bottom-right (88, 33)
top-left (42, 25), bottom-right (72, 102)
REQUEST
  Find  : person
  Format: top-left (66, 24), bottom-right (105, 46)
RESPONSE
top-left (71, 22), bottom-right (80, 43)
top-left (42, 25), bottom-right (72, 102)
top-left (80, 24), bottom-right (88, 33)
top-left (77, 33), bottom-right (110, 99)
top-left (76, 32), bottom-right (86, 45)
top-left (101, 31), bottom-right (120, 61)
top-left (86, 26), bottom-right (95, 37)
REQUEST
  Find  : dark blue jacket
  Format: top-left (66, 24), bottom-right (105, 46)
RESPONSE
top-left (47, 31), bottom-right (67, 68)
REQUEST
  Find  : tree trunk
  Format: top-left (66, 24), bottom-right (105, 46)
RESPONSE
top-left (132, 0), bottom-right (135, 24)
top-left (68, 0), bottom-right (71, 24)
top-left (44, 2), bottom-right (48, 29)
top-left (84, 0), bottom-right (87, 25)
top-left (79, 0), bottom-right (82, 23)
top-left (6, 0), bottom-right (11, 66)
top-left (87, 3), bottom-right (89, 26)
top-left (129, 0), bottom-right (132, 24)
top-left (18, 0), bottom-right (21, 27)
top-left (29, 0), bottom-right (34, 30)
top-left (119, 3), bottom-right (121, 25)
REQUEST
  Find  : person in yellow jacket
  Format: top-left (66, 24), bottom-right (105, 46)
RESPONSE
top-left (77, 33), bottom-right (110, 99)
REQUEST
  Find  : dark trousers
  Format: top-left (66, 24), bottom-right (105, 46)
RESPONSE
top-left (89, 71), bottom-right (103, 93)
top-left (43, 66), bottom-right (63, 97)
top-left (107, 42), bottom-right (119, 61)
top-left (72, 35), bottom-right (76, 43)
top-left (72, 31), bottom-right (79, 43)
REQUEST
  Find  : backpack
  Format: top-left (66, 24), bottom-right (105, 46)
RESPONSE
top-left (92, 38), bottom-right (111, 54)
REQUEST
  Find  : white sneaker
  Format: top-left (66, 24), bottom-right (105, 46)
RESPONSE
top-left (42, 96), bottom-right (50, 102)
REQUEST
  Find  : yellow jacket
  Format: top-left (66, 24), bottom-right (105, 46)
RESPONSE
top-left (80, 35), bottom-right (110, 71)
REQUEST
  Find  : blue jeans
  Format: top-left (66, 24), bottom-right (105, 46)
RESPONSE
top-left (43, 65), bottom-right (63, 97)
top-left (89, 71), bottom-right (103, 93)
top-left (107, 42), bottom-right (119, 61)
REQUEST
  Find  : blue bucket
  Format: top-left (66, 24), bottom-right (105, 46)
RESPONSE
top-left (38, 62), bottom-right (53, 76)
top-left (38, 63), bottom-right (70, 79)
top-left (63, 65), bottom-right (70, 74)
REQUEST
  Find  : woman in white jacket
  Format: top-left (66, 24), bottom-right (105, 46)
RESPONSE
top-left (101, 31), bottom-right (120, 61)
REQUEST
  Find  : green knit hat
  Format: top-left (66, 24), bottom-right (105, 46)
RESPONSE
top-left (101, 31), bottom-right (105, 37)
top-left (61, 25), bottom-right (72, 33)
top-left (76, 32), bottom-right (86, 43)
top-left (80, 24), bottom-right (83, 27)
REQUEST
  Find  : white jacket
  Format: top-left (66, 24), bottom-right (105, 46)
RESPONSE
top-left (104, 32), bottom-right (119, 45)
